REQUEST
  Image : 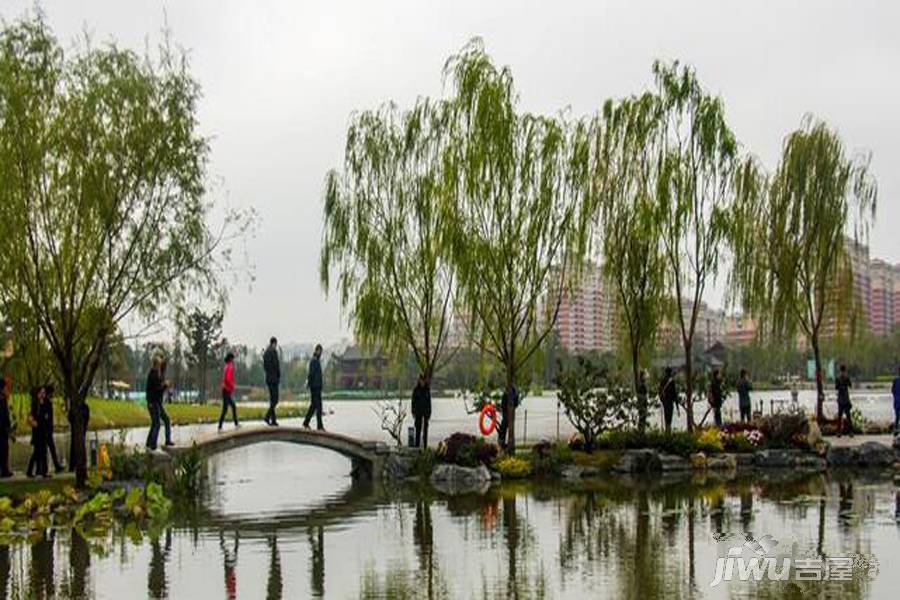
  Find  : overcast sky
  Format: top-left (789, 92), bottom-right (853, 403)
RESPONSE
top-left (4, 0), bottom-right (899, 347)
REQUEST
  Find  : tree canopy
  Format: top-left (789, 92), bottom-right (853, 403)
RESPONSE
top-left (0, 14), bottom-right (250, 484)
top-left (730, 117), bottom-right (877, 419)
top-left (321, 98), bottom-right (457, 387)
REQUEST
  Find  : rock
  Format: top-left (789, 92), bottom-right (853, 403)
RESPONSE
top-left (560, 465), bottom-right (584, 480)
top-left (580, 466), bottom-right (603, 478)
top-left (731, 453), bottom-right (756, 468)
top-left (612, 449), bottom-right (662, 473)
top-left (826, 446), bottom-right (859, 467)
top-left (430, 463), bottom-right (492, 495)
top-left (793, 454), bottom-right (826, 471)
top-left (806, 420), bottom-right (823, 449)
top-left (857, 442), bottom-right (894, 468)
top-left (706, 454), bottom-right (737, 470)
top-left (382, 452), bottom-right (416, 480)
top-left (754, 449), bottom-right (801, 468)
top-left (659, 454), bottom-right (691, 471)
top-left (690, 452), bottom-right (708, 470)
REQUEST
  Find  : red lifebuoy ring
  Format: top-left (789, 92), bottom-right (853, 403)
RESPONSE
top-left (479, 405), bottom-right (497, 436)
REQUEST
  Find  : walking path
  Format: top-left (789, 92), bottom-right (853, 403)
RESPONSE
top-left (826, 433), bottom-right (897, 448)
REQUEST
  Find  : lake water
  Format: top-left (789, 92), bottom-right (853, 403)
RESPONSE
top-left (3, 389), bottom-right (898, 599)
top-left (1, 443), bottom-right (898, 599)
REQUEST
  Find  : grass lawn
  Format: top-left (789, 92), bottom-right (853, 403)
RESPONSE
top-left (8, 395), bottom-right (305, 435)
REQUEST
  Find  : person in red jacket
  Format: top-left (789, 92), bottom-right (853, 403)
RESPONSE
top-left (218, 352), bottom-right (239, 431)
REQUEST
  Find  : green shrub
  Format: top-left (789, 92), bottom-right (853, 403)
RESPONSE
top-left (531, 440), bottom-right (573, 476)
top-left (172, 445), bottom-right (203, 498)
top-left (437, 433), bottom-right (499, 467)
top-left (757, 409), bottom-right (808, 448)
top-left (493, 455), bottom-right (532, 479)
top-left (411, 448), bottom-right (436, 478)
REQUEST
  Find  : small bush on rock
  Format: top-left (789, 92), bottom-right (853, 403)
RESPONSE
top-left (494, 455), bottom-right (532, 479)
top-left (437, 433), bottom-right (499, 467)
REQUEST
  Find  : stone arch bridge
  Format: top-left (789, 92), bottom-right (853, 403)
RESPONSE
top-left (160, 426), bottom-right (392, 480)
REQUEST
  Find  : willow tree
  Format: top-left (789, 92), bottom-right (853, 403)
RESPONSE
top-left (597, 93), bottom-right (669, 431)
top-left (653, 61), bottom-right (740, 431)
top-left (321, 99), bottom-right (457, 396)
top-left (444, 40), bottom-right (594, 451)
top-left (0, 16), bottom-right (248, 485)
top-left (731, 117), bottom-right (876, 421)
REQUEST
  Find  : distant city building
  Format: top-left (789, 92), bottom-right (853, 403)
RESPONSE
top-left (844, 239), bottom-right (900, 337)
top-left (725, 314), bottom-right (757, 346)
top-left (659, 299), bottom-right (727, 351)
top-left (329, 345), bottom-right (390, 389)
top-left (552, 263), bottom-right (619, 354)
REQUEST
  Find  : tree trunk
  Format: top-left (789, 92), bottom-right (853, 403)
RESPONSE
top-left (505, 367), bottom-right (516, 453)
top-left (632, 348), bottom-right (646, 434)
top-left (63, 376), bottom-right (88, 488)
top-left (684, 343), bottom-right (695, 432)
top-left (812, 335), bottom-right (825, 423)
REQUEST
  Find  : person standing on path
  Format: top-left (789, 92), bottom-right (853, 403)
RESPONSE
top-left (26, 386), bottom-right (50, 478)
top-left (736, 369), bottom-right (753, 423)
top-left (835, 364), bottom-right (854, 437)
top-left (0, 377), bottom-right (12, 478)
top-left (303, 344), bottom-right (324, 431)
top-left (218, 352), bottom-right (239, 431)
top-left (411, 374), bottom-right (432, 448)
top-left (658, 368), bottom-right (677, 434)
top-left (42, 385), bottom-right (64, 472)
top-left (892, 365), bottom-right (900, 435)
top-left (709, 369), bottom-right (724, 428)
top-left (263, 337), bottom-right (281, 426)
top-left (146, 358), bottom-right (173, 449)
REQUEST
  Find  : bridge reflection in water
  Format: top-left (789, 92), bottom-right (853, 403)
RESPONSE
top-left (0, 454), bottom-right (894, 598)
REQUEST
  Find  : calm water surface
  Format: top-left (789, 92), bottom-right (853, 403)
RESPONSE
top-left (1, 441), bottom-right (899, 599)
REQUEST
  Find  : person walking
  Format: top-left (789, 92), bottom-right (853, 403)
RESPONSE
top-left (146, 358), bottom-right (173, 449)
top-left (0, 377), bottom-right (12, 478)
top-left (158, 360), bottom-right (174, 446)
top-left (892, 365), bottom-right (900, 435)
top-left (218, 352), bottom-right (239, 431)
top-left (303, 344), bottom-right (324, 431)
top-left (835, 364), bottom-right (854, 437)
top-left (263, 337), bottom-right (281, 426)
top-left (709, 369), bottom-right (724, 428)
top-left (658, 367), bottom-right (677, 434)
top-left (42, 385), bottom-right (64, 472)
top-left (26, 386), bottom-right (50, 478)
top-left (411, 374), bottom-right (432, 448)
top-left (736, 369), bottom-right (753, 423)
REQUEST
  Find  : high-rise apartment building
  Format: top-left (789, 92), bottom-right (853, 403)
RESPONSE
top-left (845, 239), bottom-right (900, 337)
top-left (553, 263), bottom-right (619, 354)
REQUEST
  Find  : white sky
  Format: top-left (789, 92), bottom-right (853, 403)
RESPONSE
top-left (4, 0), bottom-right (898, 347)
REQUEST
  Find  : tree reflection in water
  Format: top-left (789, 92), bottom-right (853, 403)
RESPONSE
top-left (0, 543), bottom-right (10, 599)
top-left (66, 529), bottom-right (90, 599)
top-left (308, 525), bottom-right (324, 598)
top-left (266, 534), bottom-right (282, 600)
top-left (29, 529), bottom-right (54, 600)
top-left (147, 528), bottom-right (171, 600)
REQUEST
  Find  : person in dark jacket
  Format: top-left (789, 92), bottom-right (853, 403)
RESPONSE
top-left (835, 364), bottom-right (854, 437)
top-left (411, 374), bottom-right (432, 448)
top-left (497, 383), bottom-right (519, 448)
top-left (26, 386), bottom-right (50, 478)
top-left (736, 369), bottom-right (753, 423)
top-left (263, 337), bottom-right (281, 426)
top-left (303, 344), bottom-right (324, 430)
top-left (658, 367), bottom-right (678, 434)
top-left (0, 377), bottom-right (12, 477)
top-left (146, 358), bottom-right (165, 449)
top-left (709, 369), bottom-right (724, 428)
top-left (42, 385), bottom-right (64, 472)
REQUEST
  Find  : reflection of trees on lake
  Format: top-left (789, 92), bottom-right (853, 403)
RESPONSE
top-left (148, 528), bottom-right (171, 599)
top-left (308, 525), bottom-right (324, 598)
top-left (266, 535), bottom-right (282, 600)
top-left (0, 544), bottom-right (10, 599)
top-left (29, 529), bottom-right (54, 600)
top-left (66, 529), bottom-right (91, 599)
